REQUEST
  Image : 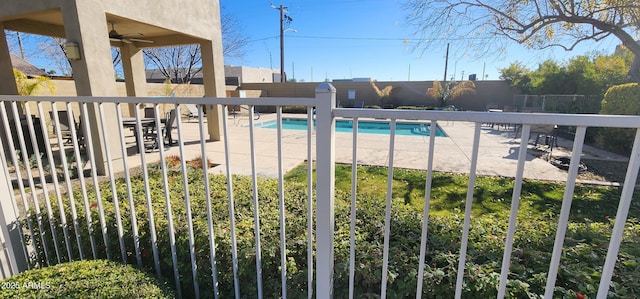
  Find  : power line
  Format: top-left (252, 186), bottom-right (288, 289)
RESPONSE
top-left (249, 35), bottom-right (491, 43)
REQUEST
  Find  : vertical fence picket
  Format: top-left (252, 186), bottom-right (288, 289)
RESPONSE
top-left (114, 103), bottom-right (141, 266)
top-left (198, 105), bottom-right (219, 299)
top-left (79, 103), bottom-right (110, 260)
top-left (597, 129), bottom-right (640, 298)
top-left (97, 103), bottom-right (126, 263)
top-left (497, 124), bottom-right (531, 298)
top-left (276, 106), bottom-right (288, 299)
top-left (22, 103), bottom-right (61, 264)
top-left (542, 127), bottom-right (586, 298)
top-left (133, 106), bottom-right (160, 276)
top-left (306, 107), bottom-right (315, 299)
top-left (37, 102), bottom-right (72, 262)
top-left (348, 117), bottom-right (359, 299)
top-left (454, 123), bottom-right (482, 299)
top-left (10, 102), bottom-right (50, 266)
top-left (0, 121), bottom-right (29, 272)
top-left (248, 105), bottom-right (264, 299)
top-left (152, 104), bottom-right (182, 298)
top-left (416, 121), bottom-right (438, 299)
top-left (50, 103), bottom-right (84, 260)
top-left (380, 119), bottom-right (396, 299)
top-left (0, 103), bottom-right (36, 268)
top-left (222, 105), bottom-right (241, 299)
top-left (174, 104), bottom-right (200, 298)
top-left (66, 102), bottom-right (97, 259)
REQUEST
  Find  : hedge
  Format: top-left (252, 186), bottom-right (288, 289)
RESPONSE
top-left (0, 259), bottom-right (173, 298)
top-left (597, 83), bottom-right (640, 155)
top-left (21, 162), bottom-right (640, 298)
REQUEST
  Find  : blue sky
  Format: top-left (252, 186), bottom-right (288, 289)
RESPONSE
top-left (7, 0), bottom-right (623, 82)
top-left (222, 0), bottom-right (622, 82)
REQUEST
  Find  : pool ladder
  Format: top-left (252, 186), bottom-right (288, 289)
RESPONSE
top-left (231, 105), bottom-right (260, 126)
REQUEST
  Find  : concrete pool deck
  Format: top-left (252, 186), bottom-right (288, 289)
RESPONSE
top-left (37, 112), bottom-right (624, 185)
top-left (180, 113), bottom-right (626, 183)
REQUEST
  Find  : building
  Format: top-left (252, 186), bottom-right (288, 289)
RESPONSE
top-left (145, 65), bottom-right (279, 86)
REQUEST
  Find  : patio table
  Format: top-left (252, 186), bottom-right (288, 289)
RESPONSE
top-left (121, 118), bottom-right (155, 152)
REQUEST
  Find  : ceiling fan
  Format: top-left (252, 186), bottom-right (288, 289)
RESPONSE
top-left (108, 21), bottom-right (154, 44)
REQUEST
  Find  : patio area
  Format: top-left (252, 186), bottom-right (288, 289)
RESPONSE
top-left (101, 112), bottom-right (629, 184)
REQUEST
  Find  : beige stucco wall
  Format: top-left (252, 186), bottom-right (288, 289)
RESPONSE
top-left (0, 0), bottom-right (220, 42)
top-left (105, 0), bottom-right (220, 41)
top-left (28, 79), bottom-right (515, 112)
top-left (225, 66), bottom-right (278, 84)
top-left (242, 80), bottom-right (517, 111)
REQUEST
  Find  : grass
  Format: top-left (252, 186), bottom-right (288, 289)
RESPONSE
top-left (285, 163), bottom-right (640, 222)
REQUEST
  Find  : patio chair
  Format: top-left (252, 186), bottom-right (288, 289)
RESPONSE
top-left (184, 104), bottom-right (199, 122)
top-left (529, 124), bottom-right (557, 157)
top-left (143, 109), bottom-right (176, 152)
top-left (49, 110), bottom-right (84, 147)
top-left (49, 110), bottom-right (73, 144)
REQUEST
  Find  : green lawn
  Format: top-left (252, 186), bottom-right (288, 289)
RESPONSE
top-left (286, 163), bottom-right (639, 222)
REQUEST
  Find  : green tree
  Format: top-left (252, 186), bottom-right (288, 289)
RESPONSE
top-left (500, 50), bottom-right (632, 97)
top-left (403, 0), bottom-right (640, 83)
top-left (529, 60), bottom-right (570, 95)
top-left (427, 80), bottom-right (475, 107)
top-left (499, 62), bottom-right (531, 93)
top-left (592, 47), bottom-right (634, 95)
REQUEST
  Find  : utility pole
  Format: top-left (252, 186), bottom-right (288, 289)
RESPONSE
top-left (443, 43), bottom-right (449, 82)
top-left (272, 4), bottom-right (293, 83)
top-left (17, 32), bottom-right (25, 59)
top-left (482, 62), bottom-right (486, 81)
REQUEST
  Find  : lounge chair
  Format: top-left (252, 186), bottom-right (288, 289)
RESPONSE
top-left (184, 104), bottom-right (199, 122)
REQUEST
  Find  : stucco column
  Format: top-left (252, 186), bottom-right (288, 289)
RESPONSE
top-left (201, 39), bottom-right (225, 141)
top-left (61, 0), bottom-right (122, 175)
top-left (0, 27), bottom-right (18, 96)
top-left (0, 26), bottom-right (20, 159)
top-left (121, 43), bottom-right (147, 117)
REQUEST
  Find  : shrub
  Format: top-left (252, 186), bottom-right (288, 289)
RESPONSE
top-left (22, 163), bottom-right (640, 298)
top-left (0, 259), bottom-right (173, 298)
top-left (395, 106), bottom-right (437, 110)
top-left (282, 105), bottom-right (309, 114)
top-left (596, 83), bottom-right (640, 155)
top-left (364, 105), bottom-right (381, 109)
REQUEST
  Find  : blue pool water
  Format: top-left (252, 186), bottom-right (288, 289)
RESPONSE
top-left (253, 118), bottom-right (447, 137)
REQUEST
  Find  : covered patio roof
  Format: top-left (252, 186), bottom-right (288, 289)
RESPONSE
top-left (0, 0), bottom-right (227, 175)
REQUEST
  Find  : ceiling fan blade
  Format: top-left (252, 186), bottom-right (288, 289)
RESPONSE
top-left (121, 32), bottom-right (144, 37)
top-left (109, 37), bottom-right (122, 42)
top-left (129, 38), bottom-right (154, 43)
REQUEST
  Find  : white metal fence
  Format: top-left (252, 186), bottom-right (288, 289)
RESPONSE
top-left (0, 83), bottom-right (639, 298)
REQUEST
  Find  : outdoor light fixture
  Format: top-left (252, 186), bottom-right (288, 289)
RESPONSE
top-left (64, 42), bottom-right (81, 60)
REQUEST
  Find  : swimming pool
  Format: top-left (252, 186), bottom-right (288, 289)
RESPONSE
top-left (253, 118), bottom-right (447, 137)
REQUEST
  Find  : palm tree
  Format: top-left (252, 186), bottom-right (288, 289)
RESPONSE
top-left (370, 81), bottom-right (393, 107)
top-left (427, 80), bottom-right (476, 107)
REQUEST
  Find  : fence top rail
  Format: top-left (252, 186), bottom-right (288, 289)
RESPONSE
top-left (0, 96), bottom-right (316, 107)
top-left (334, 108), bottom-right (640, 128)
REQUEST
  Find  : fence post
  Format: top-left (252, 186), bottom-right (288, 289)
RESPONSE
top-left (0, 137), bottom-right (28, 276)
top-left (315, 83), bottom-right (336, 298)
